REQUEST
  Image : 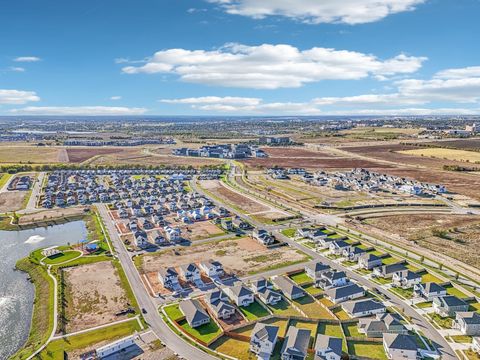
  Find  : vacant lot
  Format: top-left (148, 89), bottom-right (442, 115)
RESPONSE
top-left (201, 180), bottom-right (288, 220)
top-left (137, 237), bottom-right (310, 277)
top-left (399, 148), bottom-right (480, 163)
top-left (180, 221), bottom-right (226, 241)
top-left (363, 214), bottom-right (480, 268)
top-left (429, 139), bottom-right (480, 151)
top-left (66, 147), bottom-right (124, 163)
top-left (0, 146), bottom-right (61, 163)
top-left (63, 261), bottom-right (129, 332)
top-left (0, 191), bottom-right (28, 212)
top-left (18, 207), bottom-right (87, 225)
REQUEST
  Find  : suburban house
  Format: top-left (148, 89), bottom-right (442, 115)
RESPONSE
top-left (472, 337), bottom-right (480, 354)
top-left (253, 229), bottom-right (275, 246)
top-left (433, 295), bottom-right (469, 317)
top-left (342, 246), bottom-right (366, 262)
top-left (317, 271), bottom-right (348, 290)
top-left (252, 278), bottom-right (282, 305)
top-left (158, 267), bottom-right (179, 289)
top-left (392, 270), bottom-right (422, 289)
top-left (272, 276), bottom-right (305, 300)
top-left (179, 299), bottom-right (210, 328)
top-left (281, 327), bottom-right (311, 360)
top-left (413, 282), bottom-right (447, 301)
top-left (221, 218), bottom-right (234, 231)
top-left (305, 262), bottom-right (330, 283)
top-left (206, 290), bottom-right (236, 320)
top-left (233, 217), bottom-right (251, 230)
top-left (383, 334), bottom-right (419, 360)
top-left (342, 299), bottom-right (386, 318)
top-left (373, 262), bottom-right (407, 279)
top-left (358, 313), bottom-right (408, 338)
top-left (225, 284), bottom-right (255, 307)
top-left (179, 263), bottom-right (201, 283)
top-left (250, 323), bottom-right (279, 360)
top-left (453, 312), bottom-right (480, 336)
top-left (358, 253), bottom-right (383, 270)
top-left (324, 283), bottom-right (365, 304)
top-left (314, 334), bottom-right (343, 360)
top-left (199, 260), bottom-right (224, 278)
top-left (329, 240), bottom-right (351, 256)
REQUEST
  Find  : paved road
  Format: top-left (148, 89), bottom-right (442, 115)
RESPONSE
top-left (25, 172), bottom-right (45, 211)
top-left (97, 204), bottom-right (218, 360)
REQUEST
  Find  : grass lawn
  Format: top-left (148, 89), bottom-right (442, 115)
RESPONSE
top-left (232, 323), bottom-right (256, 337)
top-left (164, 303), bottom-right (184, 321)
top-left (11, 257), bottom-right (54, 360)
top-left (355, 268), bottom-right (372, 275)
top-left (347, 341), bottom-right (387, 360)
top-left (342, 323), bottom-right (363, 338)
top-left (43, 250), bottom-right (82, 265)
top-left (293, 296), bottom-right (335, 319)
top-left (450, 335), bottom-right (472, 343)
top-left (318, 297), bottom-right (334, 308)
top-left (369, 250), bottom-right (385, 257)
top-left (303, 284), bottom-right (323, 296)
top-left (239, 301), bottom-right (270, 320)
top-left (38, 320), bottom-right (142, 360)
top-left (469, 302), bottom-right (480, 312)
top-left (416, 301), bottom-right (433, 309)
top-left (341, 260), bottom-right (357, 267)
top-left (372, 277), bottom-right (392, 285)
top-left (264, 317), bottom-right (290, 337)
top-left (421, 272), bottom-right (443, 284)
top-left (381, 256), bottom-right (401, 265)
top-left (281, 228), bottom-right (297, 238)
top-left (390, 287), bottom-right (414, 299)
top-left (446, 285), bottom-right (468, 299)
top-left (463, 349), bottom-right (480, 360)
top-left (317, 322), bottom-right (344, 338)
top-left (268, 299), bottom-right (302, 316)
top-left (210, 336), bottom-right (251, 360)
top-left (179, 319), bottom-right (223, 344)
top-left (0, 173), bottom-right (12, 188)
top-left (289, 320), bottom-right (318, 347)
top-left (290, 271), bottom-right (312, 285)
top-left (427, 313), bottom-right (453, 329)
top-left (406, 263), bottom-right (421, 272)
top-left (332, 307), bottom-right (351, 320)
top-left (356, 244), bottom-right (371, 251)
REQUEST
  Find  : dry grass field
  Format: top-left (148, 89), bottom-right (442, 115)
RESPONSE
top-left (399, 148), bottom-right (480, 163)
top-left (63, 261), bottom-right (130, 332)
top-left (363, 214), bottom-right (480, 268)
top-left (137, 236), bottom-right (311, 277)
top-left (0, 191), bottom-right (28, 212)
top-left (0, 146), bottom-right (61, 163)
top-left (66, 147), bottom-right (123, 163)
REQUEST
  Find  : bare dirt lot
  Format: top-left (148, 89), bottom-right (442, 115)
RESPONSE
top-left (201, 180), bottom-right (287, 218)
top-left (0, 191), bottom-right (27, 212)
top-left (138, 237), bottom-right (310, 277)
top-left (18, 207), bottom-right (88, 225)
top-left (66, 147), bottom-right (124, 163)
top-left (362, 214), bottom-right (480, 269)
top-left (63, 261), bottom-right (130, 332)
top-left (180, 221), bottom-right (226, 241)
top-left (262, 147), bottom-right (337, 158)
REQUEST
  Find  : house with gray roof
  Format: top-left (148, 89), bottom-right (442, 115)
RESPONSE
top-left (305, 262), bottom-right (330, 282)
top-left (392, 270), bottom-right (422, 289)
top-left (206, 290), bottom-right (236, 320)
top-left (158, 267), bottom-right (179, 289)
top-left (453, 312), bottom-right (480, 335)
top-left (342, 299), bottom-right (386, 318)
top-left (383, 334), bottom-right (418, 360)
top-left (317, 271), bottom-right (348, 290)
top-left (314, 335), bottom-right (342, 360)
top-left (252, 277), bottom-right (282, 305)
top-left (272, 276), bottom-right (305, 300)
top-left (250, 323), bottom-right (279, 360)
top-left (358, 253), bottom-right (382, 270)
top-left (358, 313), bottom-right (408, 338)
top-left (179, 263), bottom-right (201, 282)
top-left (373, 262), bottom-right (407, 279)
top-left (324, 283), bottom-right (365, 304)
top-left (413, 282), bottom-right (447, 301)
top-left (433, 295), bottom-right (469, 317)
top-left (225, 284), bottom-right (255, 307)
top-left (329, 240), bottom-right (351, 256)
top-left (281, 327), bottom-right (311, 360)
top-left (342, 246), bottom-right (366, 262)
top-left (179, 299), bottom-right (210, 328)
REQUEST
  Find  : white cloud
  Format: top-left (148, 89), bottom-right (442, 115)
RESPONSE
top-left (160, 96), bottom-right (261, 106)
top-left (325, 108), bottom-right (480, 116)
top-left (110, 96), bottom-right (122, 100)
top-left (9, 66), bottom-right (26, 72)
top-left (0, 89), bottom-right (40, 104)
top-left (207, 0), bottom-right (425, 24)
top-left (122, 43), bottom-right (426, 89)
top-left (14, 56), bottom-right (41, 62)
top-left (9, 106), bottom-right (147, 116)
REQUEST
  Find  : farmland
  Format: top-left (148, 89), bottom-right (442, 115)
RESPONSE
top-left (399, 148), bottom-right (480, 163)
top-left (0, 145), bottom-right (62, 164)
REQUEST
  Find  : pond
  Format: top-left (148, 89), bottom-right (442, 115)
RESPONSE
top-left (0, 221), bottom-right (88, 360)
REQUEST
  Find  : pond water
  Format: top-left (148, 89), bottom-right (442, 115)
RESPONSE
top-left (0, 221), bottom-right (88, 360)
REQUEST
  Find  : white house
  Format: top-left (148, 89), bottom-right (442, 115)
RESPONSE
top-left (199, 260), bottom-right (224, 278)
top-left (225, 284), bottom-right (255, 307)
top-left (392, 270), bottom-right (422, 289)
top-left (314, 335), bottom-right (343, 360)
top-left (453, 312), bottom-right (480, 336)
top-left (179, 263), bottom-right (201, 282)
top-left (250, 323), bottom-right (279, 360)
top-left (383, 334), bottom-right (418, 360)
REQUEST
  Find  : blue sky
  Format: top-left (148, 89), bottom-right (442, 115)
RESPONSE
top-left (1, 0), bottom-right (480, 116)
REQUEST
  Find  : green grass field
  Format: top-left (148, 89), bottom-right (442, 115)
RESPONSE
top-left (281, 228), bottom-right (297, 238)
top-left (164, 303), bottom-right (184, 321)
top-left (292, 296), bottom-right (335, 319)
top-left (268, 299), bottom-right (302, 316)
top-left (289, 271), bottom-right (312, 285)
top-left (239, 301), bottom-right (270, 320)
top-left (421, 272), bottom-right (443, 284)
top-left (303, 284), bottom-right (323, 296)
top-left (42, 250), bottom-right (82, 265)
top-left (427, 313), bottom-right (453, 328)
top-left (347, 341), bottom-right (387, 360)
top-left (342, 323), bottom-right (363, 338)
top-left (446, 285), bottom-right (468, 299)
top-left (210, 336), bottom-right (251, 360)
top-left (179, 319), bottom-right (222, 344)
top-left (332, 307), bottom-right (351, 320)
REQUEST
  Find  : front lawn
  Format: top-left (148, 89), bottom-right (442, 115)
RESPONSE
top-left (290, 271), bottom-right (312, 285)
top-left (179, 319), bottom-right (223, 344)
top-left (427, 313), bottom-right (453, 329)
top-left (389, 286), bottom-right (414, 299)
top-left (281, 228), bottom-right (297, 238)
top-left (421, 272), bottom-right (443, 284)
top-left (239, 301), bottom-right (270, 320)
top-left (347, 341), bottom-right (387, 360)
top-left (445, 285), bottom-right (468, 299)
top-left (416, 301), bottom-right (433, 309)
top-left (164, 303), bottom-right (184, 321)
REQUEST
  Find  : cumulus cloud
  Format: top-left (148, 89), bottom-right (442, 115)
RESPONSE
top-left (14, 56), bottom-right (41, 62)
top-left (122, 43), bottom-right (426, 89)
top-left (0, 89), bottom-right (40, 104)
top-left (160, 96), bottom-right (261, 106)
top-left (9, 106), bottom-right (147, 116)
top-left (207, 0), bottom-right (426, 24)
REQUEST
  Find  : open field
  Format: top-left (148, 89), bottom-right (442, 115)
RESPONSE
top-left (137, 237), bottom-right (311, 277)
top-left (63, 261), bottom-right (129, 332)
top-left (200, 179), bottom-right (287, 220)
top-left (428, 139), bottom-right (480, 151)
top-left (0, 191), bottom-right (28, 212)
top-left (363, 214), bottom-right (480, 268)
top-left (66, 147), bottom-right (123, 163)
top-left (180, 220), bottom-right (226, 241)
top-left (340, 127), bottom-right (423, 140)
top-left (399, 148), bottom-right (480, 163)
top-left (0, 146), bottom-right (62, 163)
top-left (18, 207), bottom-right (88, 225)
